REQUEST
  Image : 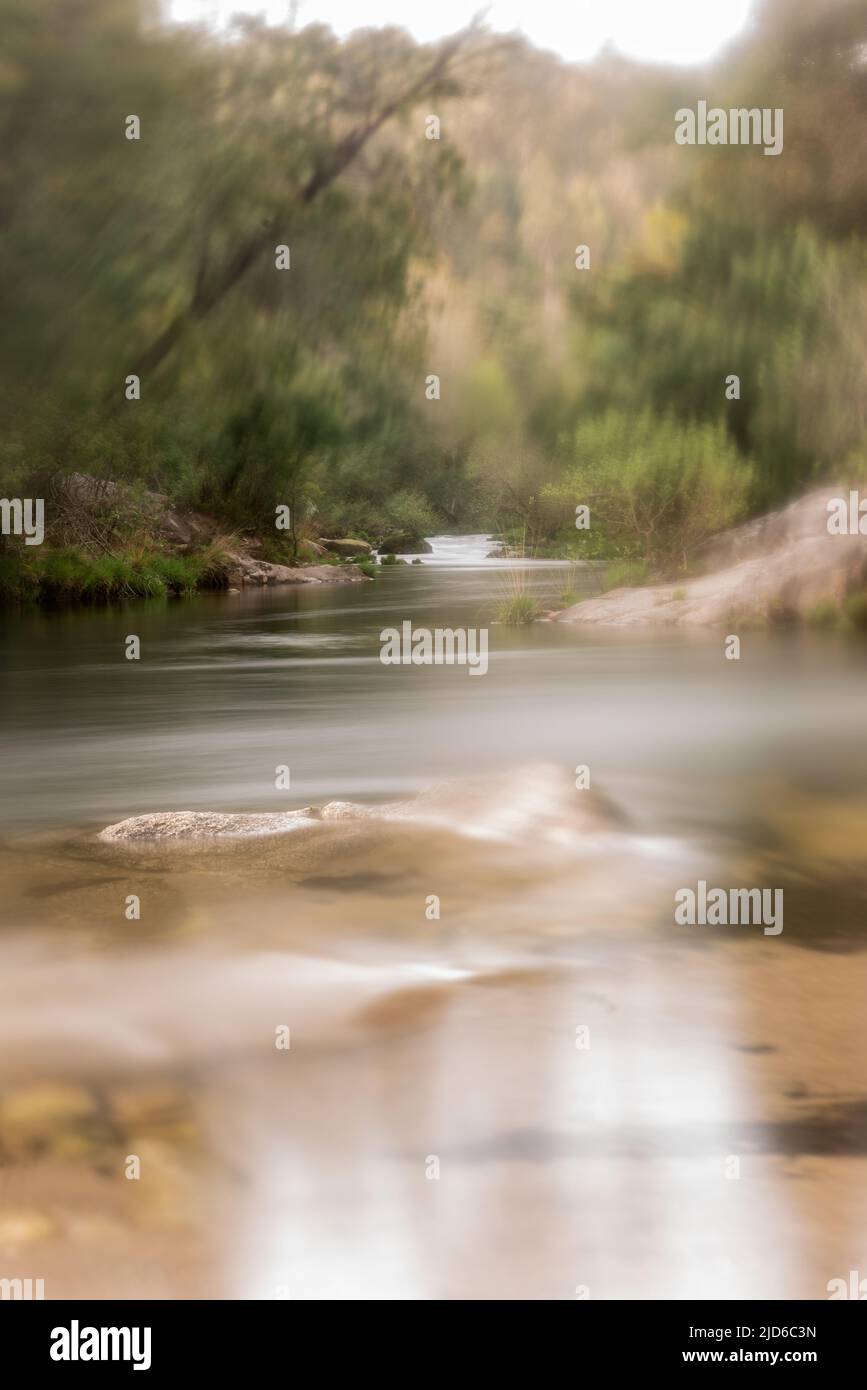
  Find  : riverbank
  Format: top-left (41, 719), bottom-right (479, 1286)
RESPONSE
top-left (553, 488), bottom-right (867, 630)
top-left (0, 543), bottom-right (370, 606)
top-left (0, 475), bottom-right (377, 607)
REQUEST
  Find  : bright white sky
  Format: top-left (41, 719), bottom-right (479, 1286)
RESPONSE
top-left (168, 0), bottom-right (756, 66)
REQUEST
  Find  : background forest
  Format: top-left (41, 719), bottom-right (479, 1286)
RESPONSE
top-left (2, 0), bottom-right (867, 592)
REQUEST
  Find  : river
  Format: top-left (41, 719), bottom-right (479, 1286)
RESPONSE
top-left (1, 536), bottom-right (866, 1298)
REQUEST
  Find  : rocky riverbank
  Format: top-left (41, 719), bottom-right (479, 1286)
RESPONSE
top-left (0, 473), bottom-right (371, 605)
top-left (553, 488), bottom-right (867, 629)
top-left (222, 555), bottom-right (367, 589)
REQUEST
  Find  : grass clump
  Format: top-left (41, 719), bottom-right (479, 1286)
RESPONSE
top-left (558, 562), bottom-right (582, 607)
top-left (495, 563), bottom-right (542, 624)
top-left (601, 560), bottom-right (650, 592)
top-left (844, 592), bottom-right (867, 630)
top-left (495, 593), bottom-right (541, 625)
top-left (805, 598), bottom-right (841, 630)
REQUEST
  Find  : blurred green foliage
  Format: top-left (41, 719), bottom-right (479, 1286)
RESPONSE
top-left (2, 0), bottom-right (867, 576)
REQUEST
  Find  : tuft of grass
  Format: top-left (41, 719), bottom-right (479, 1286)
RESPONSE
top-left (379, 553), bottom-right (399, 566)
top-left (193, 533), bottom-right (236, 588)
top-left (805, 598), bottom-right (841, 630)
top-left (844, 592), bottom-right (867, 630)
top-left (495, 558), bottom-right (542, 624)
top-left (495, 593), bottom-right (541, 625)
top-left (357, 559), bottom-right (377, 578)
top-left (295, 540), bottom-right (321, 563)
top-left (558, 561), bottom-right (582, 607)
top-left (601, 560), bottom-right (649, 592)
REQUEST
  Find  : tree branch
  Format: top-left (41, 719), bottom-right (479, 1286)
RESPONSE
top-left (126, 21), bottom-right (481, 386)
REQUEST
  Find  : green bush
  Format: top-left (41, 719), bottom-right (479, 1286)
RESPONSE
top-left (384, 489), bottom-right (438, 539)
top-left (547, 411), bottom-right (753, 572)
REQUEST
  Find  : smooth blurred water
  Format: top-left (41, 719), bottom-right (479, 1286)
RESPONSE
top-left (2, 535), bottom-right (867, 834)
top-left (3, 538), bottom-right (867, 1300)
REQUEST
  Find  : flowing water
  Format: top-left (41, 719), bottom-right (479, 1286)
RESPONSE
top-left (1, 537), bottom-right (866, 1298)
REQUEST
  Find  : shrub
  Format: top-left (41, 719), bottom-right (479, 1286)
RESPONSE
top-left (547, 411), bottom-right (753, 571)
top-left (384, 489), bottom-right (438, 539)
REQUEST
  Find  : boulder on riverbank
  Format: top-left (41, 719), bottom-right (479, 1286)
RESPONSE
top-left (554, 488), bottom-right (867, 628)
top-left (377, 533), bottom-right (433, 554)
top-left (321, 538), bottom-right (373, 557)
top-left (224, 554), bottom-right (367, 587)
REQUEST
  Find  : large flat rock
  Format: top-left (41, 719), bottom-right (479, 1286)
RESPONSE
top-left (98, 766), bottom-right (626, 844)
top-left (555, 487), bottom-right (867, 628)
top-left (99, 809), bottom-right (322, 841)
top-left (225, 556), bottom-right (367, 587)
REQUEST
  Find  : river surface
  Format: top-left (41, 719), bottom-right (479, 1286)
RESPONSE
top-left (1, 536), bottom-right (866, 1298)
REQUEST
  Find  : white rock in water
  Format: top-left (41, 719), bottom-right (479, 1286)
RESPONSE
top-left (98, 767), bottom-right (625, 844)
top-left (98, 809), bottom-right (322, 841)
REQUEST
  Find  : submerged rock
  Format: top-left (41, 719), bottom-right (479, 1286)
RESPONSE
top-left (99, 803), bottom-right (395, 842)
top-left (98, 766), bottom-right (626, 844)
top-left (99, 809), bottom-right (322, 842)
